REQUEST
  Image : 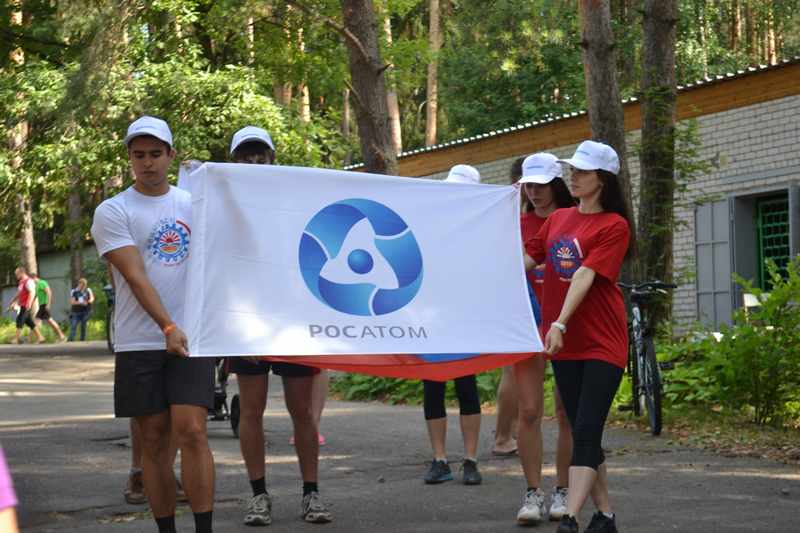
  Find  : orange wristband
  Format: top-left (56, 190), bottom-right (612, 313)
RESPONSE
top-left (162, 323), bottom-right (177, 336)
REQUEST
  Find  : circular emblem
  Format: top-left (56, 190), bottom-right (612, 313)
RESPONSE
top-left (149, 219), bottom-right (190, 264)
top-left (298, 198), bottom-right (424, 316)
top-left (549, 237), bottom-right (581, 281)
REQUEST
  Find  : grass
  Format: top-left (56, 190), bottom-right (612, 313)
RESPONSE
top-left (609, 404), bottom-right (800, 466)
top-left (0, 317), bottom-right (107, 344)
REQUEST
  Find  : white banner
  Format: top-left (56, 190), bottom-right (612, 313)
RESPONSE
top-left (181, 163), bottom-right (541, 357)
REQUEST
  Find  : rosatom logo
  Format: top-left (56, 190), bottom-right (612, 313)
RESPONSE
top-left (298, 198), bottom-right (423, 316)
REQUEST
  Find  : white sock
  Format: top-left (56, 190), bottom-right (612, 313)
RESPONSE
top-left (434, 457), bottom-right (447, 463)
top-left (603, 512), bottom-right (614, 520)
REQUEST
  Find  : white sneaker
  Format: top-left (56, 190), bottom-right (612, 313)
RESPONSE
top-left (243, 492), bottom-right (272, 526)
top-left (516, 488), bottom-right (547, 525)
top-left (549, 487), bottom-right (568, 521)
top-left (302, 491), bottom-right (333, 523)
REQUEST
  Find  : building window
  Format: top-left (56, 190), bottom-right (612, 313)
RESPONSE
top-left (755, 195), bottom-right (790, 289)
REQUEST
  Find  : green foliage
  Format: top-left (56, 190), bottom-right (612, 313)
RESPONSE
top-left (659, 333), bottom-right (723, 407)
top-left (330, 373), bottom-right (424, 404)
top-left (0, 316), bottom-right (106, 343)
top-left (330, 368), bottom-right (503, 406)
top-left (659, 257), bottom-right (800, 426)
top-left (713, 259), bottom-right (800, 425)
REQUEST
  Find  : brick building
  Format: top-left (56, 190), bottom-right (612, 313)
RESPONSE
top-left (356, 58), bottom-right (800, 328)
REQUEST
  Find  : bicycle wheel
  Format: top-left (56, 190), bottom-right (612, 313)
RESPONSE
top-left (106, 306), bottom-right (115, 354)
top-left (630, 341), bottom-right (642, 417)
top-left (642, 337), bottom-right (663, 436)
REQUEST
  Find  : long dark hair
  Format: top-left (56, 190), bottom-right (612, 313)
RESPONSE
top-left (509, 157), bottom-right (524, 184)
top-left (521, 176), bottom-right (577, 213)
top-left (597, 169), bottom-right (634, 256)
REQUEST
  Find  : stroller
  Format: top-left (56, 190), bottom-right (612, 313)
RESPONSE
top-left (209, 358), bottom-right (240, 437)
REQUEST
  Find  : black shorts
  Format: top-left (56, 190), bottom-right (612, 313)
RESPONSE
top-left (35, 305), bottom-right (51, 320)
top-left (229, 357), bottom-right (319, 378)
top-left (114, 350), bottom-right (215, 418)
top-left (16, 307), bottom-right (35, 329)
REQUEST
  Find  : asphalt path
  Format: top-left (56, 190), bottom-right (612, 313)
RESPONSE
top-left (1, 342), bottom-right (798, 532)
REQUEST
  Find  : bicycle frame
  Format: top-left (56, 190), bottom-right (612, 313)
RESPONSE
top-left (619, 281), bottom-right (676, 436)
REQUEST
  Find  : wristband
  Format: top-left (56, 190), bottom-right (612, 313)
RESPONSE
top-left (162, 323), bottom-right (177, 336)
top-left (550, 321), bottom-right (567, 334)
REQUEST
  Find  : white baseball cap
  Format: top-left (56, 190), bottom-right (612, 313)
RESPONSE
top-left (124, 116), bottom-right (173, 148)
top-left (559, 140), bottom-right (620, 175)
top-left (230, 126), bottom-right (275, 155)
top-left (517, 153), bottom-right (562, 184)
top-left (444, 164), bottom-right (481, 184)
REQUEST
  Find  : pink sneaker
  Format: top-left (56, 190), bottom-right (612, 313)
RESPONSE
top-left (289, 434), bottom-right (326, 446)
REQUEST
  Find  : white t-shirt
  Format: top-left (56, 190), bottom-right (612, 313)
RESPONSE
top-left (90, 185), bottom-right (191, 352)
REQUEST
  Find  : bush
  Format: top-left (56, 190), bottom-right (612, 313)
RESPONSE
top-left (660, 257), bottom-right (800, 426)
top-left (659, 334), bottom-right (723, 407)
top-left (330, 368), bottom-right (505, 406)
top-left (711, 259), bottom-right (800, 425)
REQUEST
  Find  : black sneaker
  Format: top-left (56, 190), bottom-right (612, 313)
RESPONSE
top-left (555, 514), bottom-right (579, 533)
top-left (461, 459), bottom-right (482, 485)
top-left (423, 459), bottom-right (453, 484)
top-left (585, 511), bottom-right (618, 533)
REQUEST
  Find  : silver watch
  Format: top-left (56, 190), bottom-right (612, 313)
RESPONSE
top-left (550, 321), bottom-right (567, 333)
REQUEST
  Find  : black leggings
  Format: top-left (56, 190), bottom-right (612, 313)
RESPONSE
top-left (423, 375), bottom-right (481, 420)
top-left (552, 359), bottom-right (623, 470)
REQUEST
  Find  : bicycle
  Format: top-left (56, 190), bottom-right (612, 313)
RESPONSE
top-left (103, 284), bottom-right (115, 354)
top-left (617, 281), bottom-right (677, 436)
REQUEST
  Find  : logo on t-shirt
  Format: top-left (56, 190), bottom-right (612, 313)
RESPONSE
top-left (148, 218), bottom-right (190, 265)
top-left (549, 237), bottom-right (583, 281)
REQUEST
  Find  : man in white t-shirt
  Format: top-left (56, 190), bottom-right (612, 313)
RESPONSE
top-left (225, 127), bottom-right (333, 527)
top-left (90, 116), bottom-right (215, 533)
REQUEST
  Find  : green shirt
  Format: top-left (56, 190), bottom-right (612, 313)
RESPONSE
top-left (36, 279), bottom-right (49, 305)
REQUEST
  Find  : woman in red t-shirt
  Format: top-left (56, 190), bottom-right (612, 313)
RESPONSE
top-left (513, 153), bottom-right (577, 525)
top-left (524, 141), bottom-right (631, 533)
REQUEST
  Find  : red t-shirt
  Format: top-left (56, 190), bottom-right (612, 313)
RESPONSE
top-left (17, 276), bottom-right (33, 308)
top-left (520, 211), bottom-right (547, 304)
top-left (525, 207), bottom-right (630, 368)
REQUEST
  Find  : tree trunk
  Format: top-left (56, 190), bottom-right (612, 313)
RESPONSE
top-left (425, 0), bottom-right (441, 147)
top-left (638, 0), bottom-right (678, 325)
top-left (384, 14), bottom-right (402, 154)
top-left (342, 87), bottom-right (352, 166)
top-left (9, 3), bottom-right (37, 274)
top-left (246, 16), bottom-right (255, 64)
top-left (730, 0), bottom-right (741, 50)
top-left (745, 1), bottom-right (757, 61)
top-left (299, 83), bottom-right (312, 122)
top-left (340, 0), bottom-right (397, 175)
top-left (298, 27), bottom-right (311, 122)
top-left (696, 0), bottom-right (708, 77)
top-left (613, 0), bottom-right (636, 90)
top-left (578, 0), bottom-right (636, 270)
top-left (68, 187), bottom-right (83, 285)
top-left (273, 83), bottom-right (292, 106)
top-left (765, 6), bottom-right (776, 65)
top-left (16, 194), bottom-right (37, 274)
